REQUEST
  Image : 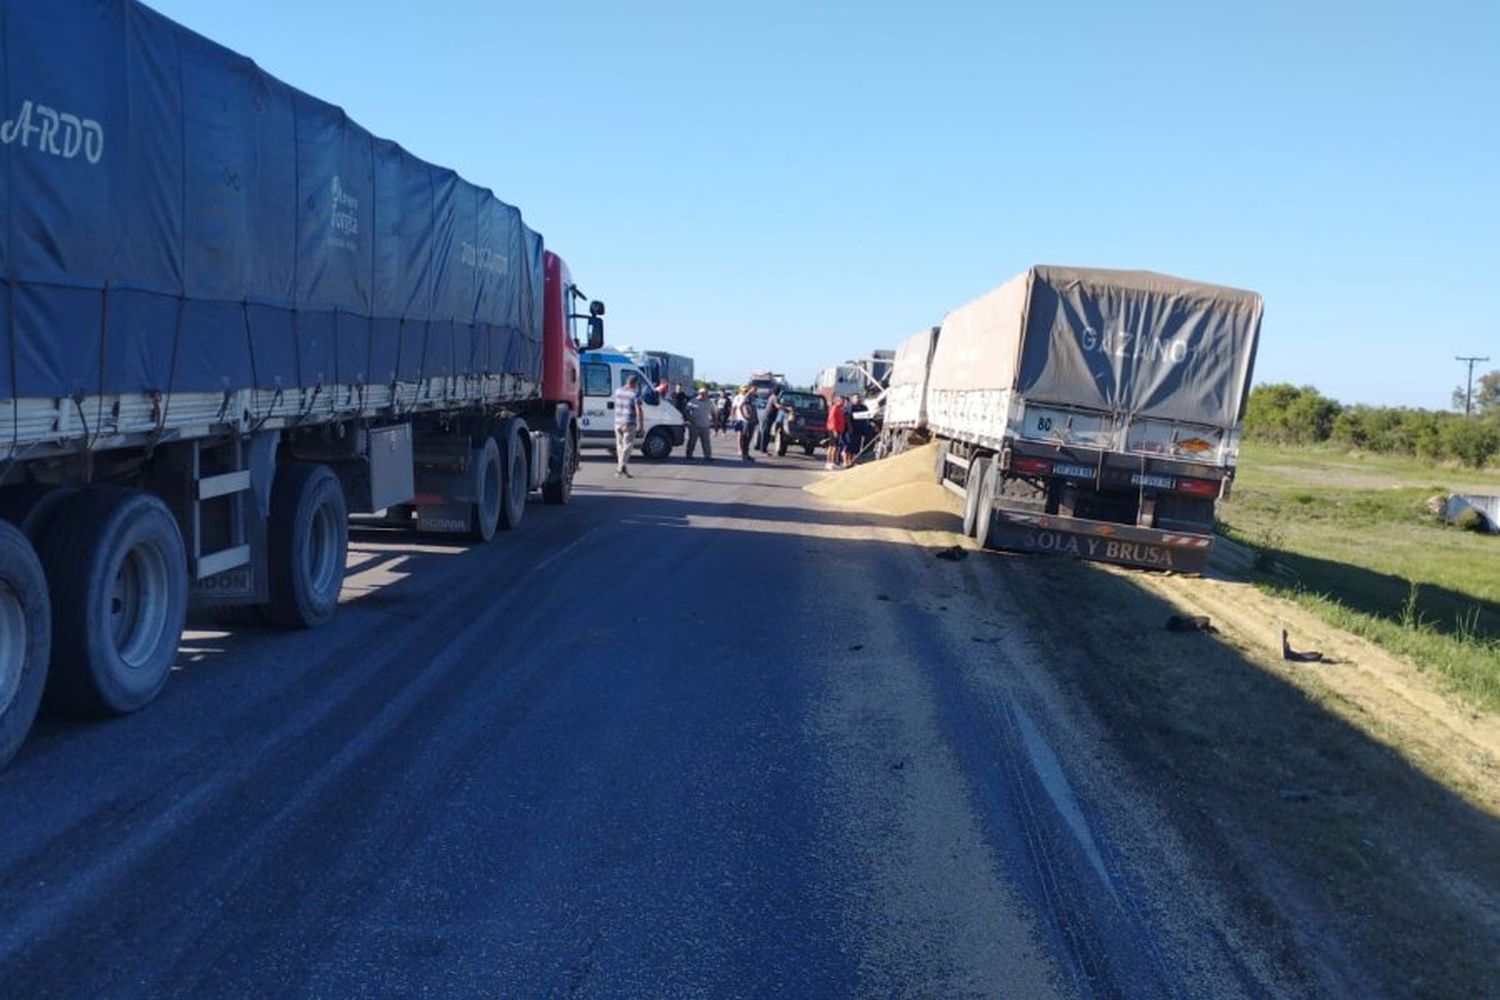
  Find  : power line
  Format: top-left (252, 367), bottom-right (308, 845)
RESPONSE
top-left (1456, 355), bottom-right (1490, 417)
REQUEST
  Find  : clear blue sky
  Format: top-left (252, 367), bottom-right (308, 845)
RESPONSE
top-left (150, 0), bottom-right (1497, 406)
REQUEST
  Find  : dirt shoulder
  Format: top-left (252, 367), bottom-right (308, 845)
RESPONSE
top-left (811, 447), bottom-right (1500, 997)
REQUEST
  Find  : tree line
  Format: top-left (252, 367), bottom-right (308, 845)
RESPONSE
top-left (1243, 376), bottom-right (1500, 468)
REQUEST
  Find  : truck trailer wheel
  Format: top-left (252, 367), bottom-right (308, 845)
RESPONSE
top-left (0, 521), bottom-right (50, 768)
top-left (468, 436), bottom-right (504, 542)
top-left (265, 463), bottom-right (348, 629)
top-left (541, 430), bottom-right (575, 505)
top-left (963, 456), bottom-right (991, 537)
top-left (974, 462), bottom-right (999, 549)
top-left (0, 485), bottom-right (78, 540)
top-left (498, 420), bottom-right (528, 530)
top-left (642, 428), bottom-right (673, 461)
top-left (38, 488), bottom-right (188, 717)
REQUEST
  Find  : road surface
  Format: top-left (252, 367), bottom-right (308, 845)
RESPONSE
top-left (0, 443), bottom-right (1286, 997)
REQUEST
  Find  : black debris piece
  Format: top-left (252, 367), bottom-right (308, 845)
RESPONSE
top-left (934, 546), bottom-right (967, 562)
top-left (1166, 614), bottom-right (1217, 633)
top-left (1281, 629), bottom-right (1326, 663)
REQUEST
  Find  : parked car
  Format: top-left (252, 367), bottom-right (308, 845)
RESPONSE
top-left (771, 391), bottom-right (830, 456)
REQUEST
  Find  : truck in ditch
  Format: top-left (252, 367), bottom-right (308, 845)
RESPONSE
top-left (0, 0), bottom-right (605, 768)
top-left (895, 266), bottom-right (1261, 572)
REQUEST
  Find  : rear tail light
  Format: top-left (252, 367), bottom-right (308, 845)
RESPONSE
top-left (1011, 456), bottom-right (1053, 476)
top-left (1177, 477), bottom-right (1220, 498)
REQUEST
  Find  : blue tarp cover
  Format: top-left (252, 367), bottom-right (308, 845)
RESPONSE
top-left (0, 0), bottom-right (545, 399)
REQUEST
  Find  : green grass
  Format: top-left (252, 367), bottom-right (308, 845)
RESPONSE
top-left (1220, 442), bottom-right (1500, 711)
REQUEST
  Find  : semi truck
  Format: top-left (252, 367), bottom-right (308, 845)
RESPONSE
top-left (884, 266), bottom-right (1261, 572)
top-left (613, 347), bottom-right (694, 392)
top-left (877, 327), bottom-right (940, 455)
top-left (0, 0), bottom-right (605, 768)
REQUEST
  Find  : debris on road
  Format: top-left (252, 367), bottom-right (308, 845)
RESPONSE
top-left (934, 545), bottom-right (968, 561)
top-left (1165, 614), bottom-right (1217, 633)
top-left (1281, 630), bottom-right (1328, 663)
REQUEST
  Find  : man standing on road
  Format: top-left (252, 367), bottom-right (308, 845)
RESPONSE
top-left (756, 387), bottom-right (781, 454)
top-left (671, 382), bottom-right (690, 417)
top-left (736, 386), bottom-right (758, 462)
top-left (826, 394), bottom-right (847, 470)
top-left (685, 387), bottom-right (714, 461)
top-left (614, 374), bottom-right (644, 478)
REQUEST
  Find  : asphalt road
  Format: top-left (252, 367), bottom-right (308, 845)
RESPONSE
top-left (0, 440), bottom-right (1282, 998)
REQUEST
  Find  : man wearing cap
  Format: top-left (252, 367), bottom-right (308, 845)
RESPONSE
top-left (684, 387), bottom-right (715, 461)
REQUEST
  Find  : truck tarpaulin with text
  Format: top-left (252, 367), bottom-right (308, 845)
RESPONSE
top-left (0, 0), bottom-right (606, 768)
top-left (910, 265), bottom-right (1261, 572)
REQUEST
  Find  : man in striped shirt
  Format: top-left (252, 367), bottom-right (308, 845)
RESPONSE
top-left (614, 373), bottom-right (645, 478)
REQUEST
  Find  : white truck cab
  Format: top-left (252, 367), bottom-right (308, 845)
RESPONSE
top-left (579, 351), bottom-right (686, 460)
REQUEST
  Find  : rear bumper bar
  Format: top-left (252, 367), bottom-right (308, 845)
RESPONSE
top-left (986, 506), bottom-right (1213, 573)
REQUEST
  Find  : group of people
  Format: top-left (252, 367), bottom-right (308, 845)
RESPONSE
top-left (610, 376), bottom-right (874, 476)
top-left (824, 393), bottom-right (872, 470)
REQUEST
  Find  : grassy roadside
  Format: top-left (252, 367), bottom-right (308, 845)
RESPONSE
top-left (1218, 442), bottom-right (1500, 712)
top-left (1001, 555), bottom-right (1500, 998)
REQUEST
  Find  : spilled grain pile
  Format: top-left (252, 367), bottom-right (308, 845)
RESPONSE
top-left (806, 444), bottom-right (963, 531)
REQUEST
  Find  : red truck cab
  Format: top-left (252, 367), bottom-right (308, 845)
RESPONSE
top-left (541, 251), bottom-right (604, 411)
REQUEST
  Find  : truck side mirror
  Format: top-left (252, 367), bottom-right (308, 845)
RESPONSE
top-left (586, 316), bottom-right (605, 350)
top-left (589, 299), bottom-right (606, 317)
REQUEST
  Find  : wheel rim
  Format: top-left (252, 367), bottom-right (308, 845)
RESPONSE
top-left (305, 499), bottom-right (342, 600)
top-left (0, 581), bottom-right (26, 716)
top-left (110, 541), bottom-right (171, 670)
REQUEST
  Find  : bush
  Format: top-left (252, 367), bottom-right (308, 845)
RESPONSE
top-left (1440, 418), bottom-right (1500, 469)
top-left (1245, 384), bottom-right (1341, 444)
top-left (1248, 383), bottom-right (1500, 468)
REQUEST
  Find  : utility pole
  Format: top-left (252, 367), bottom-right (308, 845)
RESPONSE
top-left (1457, 355), bottom-right (1490, 416)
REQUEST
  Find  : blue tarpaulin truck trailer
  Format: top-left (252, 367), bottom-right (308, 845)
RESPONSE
top-left (0, 0), bottom-right (605, 768)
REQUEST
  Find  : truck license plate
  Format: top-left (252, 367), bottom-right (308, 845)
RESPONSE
top-left (1131, 473), bottom-right (1176, 489)
top-left (1053, 463), bottom-right (1094, 479)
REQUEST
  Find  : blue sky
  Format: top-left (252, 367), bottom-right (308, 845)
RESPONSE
top-left (150, 0), bottom-right (1498, 406)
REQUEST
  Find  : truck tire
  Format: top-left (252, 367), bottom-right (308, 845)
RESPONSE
top-left (265, 463), bottom-right (348, 629)
top-left (0, 485), bottom-right (78, 540)
top-left (974, 461), bottom-right (998, 549)
top-left (0, 521), bottom-right (50, 768)
top-left (542, 430), bottom-right (575, 505)
top-left (642, 428), bottom-right (672, 461)
top-left (38, 488), bottom-right (188, 717)
top-left (498, 419), bottom-right (528, 530)
top-left (963, 456), bottom-right (991, 537)
top-left (802, 443), bottom-right (815, 456)
top-left (468, 436), bottom-right (503, 542)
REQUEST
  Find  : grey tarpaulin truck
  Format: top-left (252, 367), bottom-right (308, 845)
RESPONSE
top-left (0, 0), bottom-right (605, 768)
top-left (913, 266), bottom-right (1262, 572)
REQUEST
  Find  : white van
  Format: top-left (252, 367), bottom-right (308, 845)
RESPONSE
top-left (578, 351), bottom-right (686, 459)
